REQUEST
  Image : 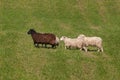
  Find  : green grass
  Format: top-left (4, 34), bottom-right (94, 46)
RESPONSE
top-left (0, 0), bottom-right (120, 80)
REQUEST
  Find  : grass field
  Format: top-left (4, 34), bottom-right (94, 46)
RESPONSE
top-left (0, 0), bottom-right (120, 80)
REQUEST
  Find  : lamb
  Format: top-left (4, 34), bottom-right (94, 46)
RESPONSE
top-left (27, 29), bottom-right (57, 48)
top-left (60, 36), bottom-right (83, 50)
top-left (77, 34), bottom-right (103, 52)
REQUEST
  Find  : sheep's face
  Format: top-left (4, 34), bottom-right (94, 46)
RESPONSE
top-left (77, 34), bottom-right (85, 39)
top-left (27, 29), bottom-right (36, 34)
top-left (60, 36), bottom-right (66, 41)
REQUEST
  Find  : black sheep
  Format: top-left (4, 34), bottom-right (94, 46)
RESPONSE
top-left (27, 29), bottom-right (57, 48)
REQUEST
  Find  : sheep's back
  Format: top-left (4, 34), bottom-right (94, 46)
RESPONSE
top-left (32, 33), bottom-right (56, 44)
top-left (65, 38), bottom-right (82, 46)
top-left (85, 37), bottom-right (102, 46)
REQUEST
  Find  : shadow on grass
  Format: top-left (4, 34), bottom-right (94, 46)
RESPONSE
top-left (35, 45), bottom-right (59, 49)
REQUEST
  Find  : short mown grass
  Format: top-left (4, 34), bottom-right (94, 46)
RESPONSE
top-left (0, 0), bottom-right (120, 80)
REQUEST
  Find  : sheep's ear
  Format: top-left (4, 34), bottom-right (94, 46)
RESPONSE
top-left (62, 36), bottom-right (65, 38)
top-left (29, 28), bottom-right (33, 30)
top-left (31, 28), bottom-right (34, 30)
top-left (31, 28), bottom-right (35, 31)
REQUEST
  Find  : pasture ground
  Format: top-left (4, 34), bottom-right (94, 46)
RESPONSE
top-left (0, 0), bottom-right (120, 80)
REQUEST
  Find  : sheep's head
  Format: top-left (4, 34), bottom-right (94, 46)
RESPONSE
top-left (60, 36), bottom-right (67, 41)
top-left (27, 29), bottom-right (36, 34)
top-left (77, 34), bottom-right (85, 39)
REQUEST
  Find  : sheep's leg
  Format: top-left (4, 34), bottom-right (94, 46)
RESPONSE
top-left (78, 45), bottom-right (82, 51)
top-left (69, 46), bottom-right (71, 50)
top-left (56, 43), bottom-right (59, 46)
top-left (36, 44), bottom-right (39, 48)
top-left (83, 47), bottom-right (87, 52)
top-left (97, 47), bottom-right (103, 52)
top-left (65, 46), bottom-right (67, 49)
top-left (54, 45), bottom-right (57, 48)
top-left (100, 47), bottom-right (103, 52)
top-left (52, 45), bottom-right (55, 48)
top-left (97, 47), bottom-right (100, 52)
top-left (41, 44), bottom-right (43, 47)
top-left (35, 44), bottom-right (39, 48)
top-left (80, 48), bottom-right (82, 51)
top-left (34, 42), bottom-right (39, 47)
top-left (45, 44), bottom-right (47, 48)
top-left (97, 49), bottom-right (100, 52)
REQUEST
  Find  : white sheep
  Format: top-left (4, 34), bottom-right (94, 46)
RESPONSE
top-left (60, 36), bottom-right (83, 50)
top-left (77, 34), bottom-right (103, 52)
